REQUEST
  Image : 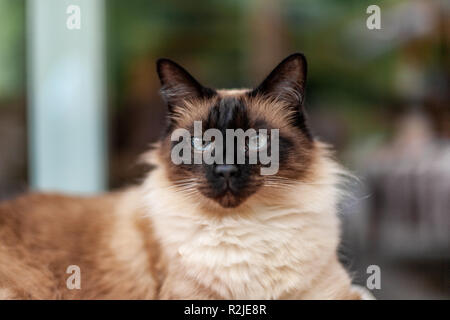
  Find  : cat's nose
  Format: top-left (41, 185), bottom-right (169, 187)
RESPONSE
top-left (214, 164), bottom-right (238, 180)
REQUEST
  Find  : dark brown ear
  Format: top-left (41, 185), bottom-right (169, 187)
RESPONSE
top-left (250, 53), bottom-right (307, 106)
top-left (250, 53), bottom-right (311, 138)
top-left (156, 58), bottom-right (216, 110)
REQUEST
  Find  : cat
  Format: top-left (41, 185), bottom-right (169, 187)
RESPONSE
top-left (0, 53), bottom-right (365, 299)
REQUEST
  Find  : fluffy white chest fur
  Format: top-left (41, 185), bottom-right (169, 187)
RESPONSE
top-left (143, 159), bottom-right (343, 299)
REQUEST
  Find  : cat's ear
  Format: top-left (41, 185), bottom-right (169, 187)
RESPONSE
top-left (251, 53), bottom-right (311, 139)
top-left (250, 53), bottom-right (307, 106)
top-left (156, 58), bottom-right (215, 110)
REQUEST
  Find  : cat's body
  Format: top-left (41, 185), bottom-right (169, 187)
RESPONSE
top-left (0, 54), bottom-right (363, 299)
top-left (0, 190), bottom-right (159, 299)
top-left (0, 144), bottom-right (358, 300)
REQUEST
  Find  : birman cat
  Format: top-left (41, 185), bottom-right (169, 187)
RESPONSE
top-left (0, 53), bottom-right (365, 299)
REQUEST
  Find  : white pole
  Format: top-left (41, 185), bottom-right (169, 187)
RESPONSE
top-left (27, 0), bottom-right (106, 194)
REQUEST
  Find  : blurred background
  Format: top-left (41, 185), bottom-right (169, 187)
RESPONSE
top-left (0, 0), bottom-right (448, 299)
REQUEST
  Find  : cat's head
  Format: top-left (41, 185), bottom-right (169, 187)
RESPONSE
top-left (154, 54), bottom-right (315, 209)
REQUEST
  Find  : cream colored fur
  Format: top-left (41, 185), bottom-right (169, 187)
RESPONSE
top-left (142, 142), bottom-right (359, 299)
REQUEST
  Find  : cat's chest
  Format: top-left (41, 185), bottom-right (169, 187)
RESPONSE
top-left (163, 211), bottom-right (311, 299)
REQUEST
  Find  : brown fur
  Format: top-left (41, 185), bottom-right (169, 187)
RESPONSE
top-left (0, 190), bottom-right (159, 299)
top-left (158, 91), bottom-right (315, 213)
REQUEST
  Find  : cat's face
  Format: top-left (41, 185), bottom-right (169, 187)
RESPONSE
top-left (156, 54), bottom-right (315, 209)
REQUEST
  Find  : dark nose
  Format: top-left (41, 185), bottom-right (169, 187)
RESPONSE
top-left (214, 164), bottom-right (238, 179)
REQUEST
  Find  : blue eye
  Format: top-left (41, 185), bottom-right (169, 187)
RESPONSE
top-left (248, 134), bottom-right (268, 151)
top-left (192, 137), bottom-right (213, 152)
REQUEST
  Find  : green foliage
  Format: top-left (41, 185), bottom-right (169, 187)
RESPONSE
top-left (0, 0), bottom-right (25, 101)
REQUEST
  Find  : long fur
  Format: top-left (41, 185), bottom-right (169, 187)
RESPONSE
top-left (0, 56), bottom-right (365, 299)
top-left (0, 141), bottom-right (362, 300)
top-left (141, 140), bottom-right (359, 299)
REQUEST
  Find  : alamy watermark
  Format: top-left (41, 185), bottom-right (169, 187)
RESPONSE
top-left (171, 121), bottom-right (280, 175)
top-left (366, 5), bottom-right (381, 30)
top-left (366, 265), bottom-right (381, 290)
top-left (66, 265), bottom-right (81, 290)
top-left (66, 5), bottom-right (81, 30)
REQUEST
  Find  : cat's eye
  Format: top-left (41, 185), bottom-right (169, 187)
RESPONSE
top-left (248, 134), bottom-right (268, 151)
top-left (192, 137), bottom-right (214, 152)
